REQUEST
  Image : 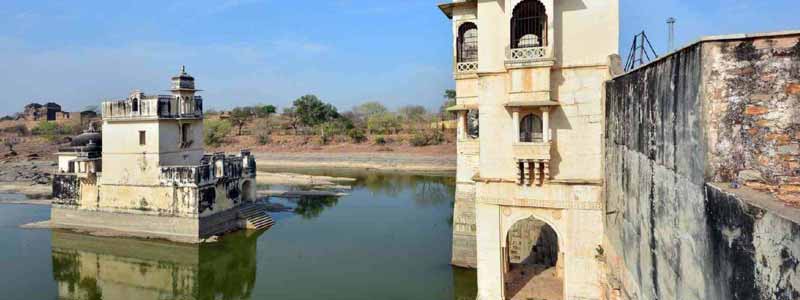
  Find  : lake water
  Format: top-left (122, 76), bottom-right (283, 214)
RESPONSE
top-left (0, 170), bottom-right (477, 300)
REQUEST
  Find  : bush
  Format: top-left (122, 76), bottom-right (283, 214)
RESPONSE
top-left (204, 119), bottom-right (232, 147)
top-left (2, 124), bottom-right (29, 136)
top-left (366, 112), bottom-right (400, 134)
top-left (254, 119), bottom-right (273, 145)
top-left (31, 121), bottom-right (62, 141)
top-left (347, 128), bottom-right (367, 143)
top-left (374, 135), bottom-right (386, 145)
top-left (410, 129), bottom-right (445, 147)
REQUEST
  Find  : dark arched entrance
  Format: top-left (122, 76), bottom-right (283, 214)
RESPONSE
top-left (504, 216), bottom-right (562, 300)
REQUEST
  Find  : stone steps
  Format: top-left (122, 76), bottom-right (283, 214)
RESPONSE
top-left (239, 204), bottom-right (275, 231)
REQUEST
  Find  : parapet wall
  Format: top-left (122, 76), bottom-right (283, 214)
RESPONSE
top-left (604, 32), bottom-right (800, 300)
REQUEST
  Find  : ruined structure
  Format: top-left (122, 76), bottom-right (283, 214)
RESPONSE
top-left (21, 102), bottom-right (71, 121)
top-left (51, 67), bottom-right (272, 243)
top-left (604, 31), bottom-right (800, 300)
top-left (439, 0), bottom-right (618, 299)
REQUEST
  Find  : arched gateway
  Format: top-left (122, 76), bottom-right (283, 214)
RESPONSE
top-left (439, 0), bottom-right (617, 299)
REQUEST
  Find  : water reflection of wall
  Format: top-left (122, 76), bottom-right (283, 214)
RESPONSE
top-left (51, 230), bottom-right (260, 300)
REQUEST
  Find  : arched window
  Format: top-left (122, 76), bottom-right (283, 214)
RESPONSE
top-left (181, 123), bottom-right (191, 144)
top-left (511, 0), bottom-right (547, 49)
top-left (520, 114), bottom-right (543, 143)
top-left (466, 109), bottom-right (479, 139)
top-left (131, 98), bottom-right (139, 112)
top-left (457, 22), bottom-right (478, 62)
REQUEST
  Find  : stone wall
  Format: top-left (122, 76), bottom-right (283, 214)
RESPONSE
top-left (702, 37), bottom-right (800, 204)
top-left (604, 32), bottom-right (800, 300)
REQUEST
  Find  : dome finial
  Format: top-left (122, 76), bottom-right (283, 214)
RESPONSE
top-left (180, 65), bottom-right (187, 75)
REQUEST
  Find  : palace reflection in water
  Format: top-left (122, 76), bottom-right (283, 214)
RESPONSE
top-left (51, 229), bottom-right (261, 300)
top-left (0, 171), bottom-right (478, 299)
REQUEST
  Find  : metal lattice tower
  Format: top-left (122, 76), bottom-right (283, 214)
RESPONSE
top-left (624, 31), bottom-right (659, 72)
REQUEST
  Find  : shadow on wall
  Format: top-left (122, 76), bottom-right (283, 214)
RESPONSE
top-left (547, 105), bottom-right (573, 178)
top-left (553, 0), bottom-right (588, 64)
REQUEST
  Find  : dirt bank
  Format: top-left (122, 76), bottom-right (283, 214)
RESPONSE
top-left (253, 152), bottom-right (456, 173)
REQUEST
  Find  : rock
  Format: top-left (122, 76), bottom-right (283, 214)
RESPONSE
top-left (778, 144), bottom-right (799, 155)
top-left (738, 170), bottom-right (764, 182)
top-left (203, 235), bottom-right (219, 243)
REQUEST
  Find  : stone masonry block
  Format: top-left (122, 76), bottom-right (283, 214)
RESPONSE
top-left (787, 83), bottom-right (800, 95)
top-left (745, 105), bottom-right (769, 116)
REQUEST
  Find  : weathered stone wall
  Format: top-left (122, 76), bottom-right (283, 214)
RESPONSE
top-left (705, 184), bottom-right (800, 300)
top-left (604, 33), bottom-right (800, 300)
top-left (604, 42), bottom-right (709, 300)
top-left (702, 37), bottom-right (800, 204)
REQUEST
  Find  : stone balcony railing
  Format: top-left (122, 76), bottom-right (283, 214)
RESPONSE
top-left (513, 142), bottom-right (551, 161)
top-left (160, 165), bottom-right (215, 186)
top-left (506, 47), bottom-right (550, 66)
top-left (513, 142), bottom-right (551, 186)
top-left (102, 96), bottom-right (203, 121)
top-left (456, 61), bottom-right (479, 73)
top-left (160, 151), bottom-right (256, 187)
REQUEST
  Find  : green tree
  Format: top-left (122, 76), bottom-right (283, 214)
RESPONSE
top-left (229, 107), bottom-right (254, 136)
top-left (354, 101), bottom-right (388, 119)
top-left (292, 95), bottom-right (339, 128)
top-left (255, 104), bottom-right (277, 119)
top-left (440, 89), bottom-right (457, 119)
top-left (204, 119), bottom-right (232, 146)
top-left (282, 107), bottom-right (300, 134)
top-left (366, 112), bottom-right (400, 134)
top-left (398, 105), bottom-right (428, 122)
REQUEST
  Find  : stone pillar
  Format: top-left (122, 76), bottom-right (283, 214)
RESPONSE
top-left (476, 203), bottom-right (504, 300)
top-left (512, 109), bottom-right (520, 143)
top-left (457, 111), bottom-right (467, 141)
top-left (541, 107), bottom-right (550, 142)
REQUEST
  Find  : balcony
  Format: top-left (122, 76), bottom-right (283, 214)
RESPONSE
top-left (456, 62), bottom-right (478, 74)
top-left (513, 142), bottom-right (551, 161)
top-left (102, 96), bottom-right (203, 121)
top-left (160, 151), bottom-right (256, 187)
top-left (505, 47), bottom-right (553, 67)
top-left (514, 143), bottom-right (551, 186)
top-left (160, 165), bottom-right (214, 187)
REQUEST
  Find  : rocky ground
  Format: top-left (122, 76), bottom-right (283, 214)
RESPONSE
top-left (0, 159), bottom-right (56, 202)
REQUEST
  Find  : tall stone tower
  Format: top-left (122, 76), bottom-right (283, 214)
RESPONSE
top-left (100, 66), bottom-right (205, 190)
top-left (439, 0), bottom-right (619, 299)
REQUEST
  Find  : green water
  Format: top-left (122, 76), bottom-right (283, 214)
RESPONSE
top-left (0, 171), bottom-right (477, 300)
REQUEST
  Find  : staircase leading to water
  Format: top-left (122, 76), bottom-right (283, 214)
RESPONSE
top-left (239, 204), bottom-right (275, 230)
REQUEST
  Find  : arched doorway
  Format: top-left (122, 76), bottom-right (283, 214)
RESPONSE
top-left (504, 216), bottom-right (563, 300)
top-left (241, 180), bottom-right (254, 202)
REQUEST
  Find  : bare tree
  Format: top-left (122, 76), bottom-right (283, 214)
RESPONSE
top-left (3, 136), bottom-right (20, 156)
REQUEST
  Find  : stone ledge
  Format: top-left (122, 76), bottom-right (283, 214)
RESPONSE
top-left (709, 182), bottom-right (800, 225)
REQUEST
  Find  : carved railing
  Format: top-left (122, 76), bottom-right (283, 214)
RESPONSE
top-left (52, 174), bottom-right (79, 205)
top-left (161, 151), bottom-right (256, 186)
top-left (456, 62), bottom-right (479, 73)
top-left (160, 165), bottom-right (214, 186)
top-left (102, 96), bottom-right (203, 120)
top-left (507, 47), bottom-right (548, 62)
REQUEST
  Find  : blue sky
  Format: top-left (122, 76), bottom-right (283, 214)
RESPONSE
top-left (0, 0), bottom-right (797, 116)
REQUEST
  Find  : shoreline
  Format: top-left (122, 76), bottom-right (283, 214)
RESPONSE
top-left (252, 152), bottom-right (456, 174)
top-left (0, 151), bottom-right (456, 206)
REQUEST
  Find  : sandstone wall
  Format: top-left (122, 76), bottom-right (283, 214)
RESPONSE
top-left (604, 33), bottom-right (800, 300)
